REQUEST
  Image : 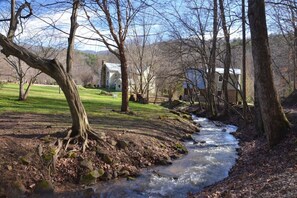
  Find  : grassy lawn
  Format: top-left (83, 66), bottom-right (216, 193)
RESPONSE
top-left (0, 83), bottom-right (173, 123)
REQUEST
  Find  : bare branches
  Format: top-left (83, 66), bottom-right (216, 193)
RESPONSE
top-left (7, 0), bottom-right (33, 41)
top-left (266, 0), bottom-right (297, 10)
top-left (66, 0), bottom-right (80, 74)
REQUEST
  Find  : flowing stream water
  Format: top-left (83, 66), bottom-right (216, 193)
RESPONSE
top-left (90, 115), bottom-right (239, 198)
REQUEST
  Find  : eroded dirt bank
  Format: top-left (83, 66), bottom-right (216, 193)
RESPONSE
top-left (0, 112), bottom-right (198, 197)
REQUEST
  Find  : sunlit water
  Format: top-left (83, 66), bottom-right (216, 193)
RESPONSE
top-left (93, 115), bottom-right (239, 198)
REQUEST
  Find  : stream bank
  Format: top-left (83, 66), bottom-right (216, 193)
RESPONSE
top-left (65, 115), bottom-right (239, 198)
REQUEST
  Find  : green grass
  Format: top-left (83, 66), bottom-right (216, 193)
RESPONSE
top-left (0, 83), bottom-right (173, 121)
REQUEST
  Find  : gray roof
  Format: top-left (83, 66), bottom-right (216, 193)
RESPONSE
top-left (105, 63), bottom-right (121, 73)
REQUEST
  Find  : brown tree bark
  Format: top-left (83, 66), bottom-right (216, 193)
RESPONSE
top-left (0, 34), bottom-right (103, 139)
top-left (207, 0), bottom-right (218, 117)
top-left (66, 0), bottom-right (79, 75)
top-left (242, 0), bottom-right (248, 118)
top-left (254, 83), bottom-right (264, 135)
top-left (219, 0), bottom-right (231, 115)
top-left (1, 0), bottom-right (104, 153)
top-left (248, 0), bottom-right (290, 147)
top-left (84, 0), bottom-right (146, 112)
top-left (119, 48), bottom-right (129, 112)
top-left (288, 4), bottom-right (297, 90)
top-left (21, 75), bottom-right (38, 101)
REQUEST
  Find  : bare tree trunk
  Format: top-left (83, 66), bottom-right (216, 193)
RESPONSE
top-left (254, 83), bottom-right (264, 135)
top-left (17, 59), bottom-right (25, 101)
top-left (140, 73), bottom-right (143, 95)
top-left (19, 76), bottom-right (25, 101)
top-left (22, 77), bottom-right (34, 100)
top-left (207, 0), bottom-right (218, 117)
top-left (119, 48), bottom-right (129, 112)
top-left (248, 0), bottom-right (290, 147)
top-left (242, 0), bottom-right (248, 118)
top-left (293, 24), bottom-right (297, 90)
top-left (146, 84), bottom-right (149, 104)
top-left (219, 0), bottom-right (231, 115)
top-left (154, 86), bottom-right (159, 104)
top-left (66, 0), bottom-right (79, 75)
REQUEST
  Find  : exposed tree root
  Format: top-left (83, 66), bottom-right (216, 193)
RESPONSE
top-left (45, 128), bottom-right (107, 174)
top-left (62, 128), bottom-right (106, 153)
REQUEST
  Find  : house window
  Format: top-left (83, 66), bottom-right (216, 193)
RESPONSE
top-left (118, 85), bottom-right (121, 88)
top-left (218, 75), bottom-right (223, 82)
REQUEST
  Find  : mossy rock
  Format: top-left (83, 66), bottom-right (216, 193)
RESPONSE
top-left (97, 169), bottom-right (105, 177)
top-left (175, 143), bottom-right (188, 154)
top-left (96, 150), bottom-right (113, 164)
top-left (119, 170), bottom-right (130, 177)
top-left (102, 155), bottom-right (113, 164)
top-left (180, 134), bottom-right (194, 142)
top-left (43, 147), bottom-right (59, 163)
top-left (67, 151), bottom-right (77, 158)
top-left (13, 180), bottom-right (27, 195)
top-left (127, 176), bottom-right (136, 181)
top-left (19, 155), bottom-right (31, 165)
top-left (34, 180), bottom-right (54, 194)
top-left (80, 160), bottom-right (94, 171)
top-left (116, 140), bottom-right (129, 149)
top-left (80, 170), bottom-right (104, 185)
top-left (41, 135), bottom-right (53, 143)
top-left (157, 156), bottom-right (173, 165)
top-left (182, 114), bottom-right (191, 120)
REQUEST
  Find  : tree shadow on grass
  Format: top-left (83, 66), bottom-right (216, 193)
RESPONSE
top-left (0, 112), bottom-right (193, 142)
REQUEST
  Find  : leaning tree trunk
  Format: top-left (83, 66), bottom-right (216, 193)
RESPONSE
top-left (248, 0), bottom-right (290, 147)
top-left (0, 34), bottom-right (103, 139)
top-left (22, 78), bottom-right (33, 101)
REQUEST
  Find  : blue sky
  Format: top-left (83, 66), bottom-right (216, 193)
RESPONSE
top-left (0, 0), bottom-right (251, 52)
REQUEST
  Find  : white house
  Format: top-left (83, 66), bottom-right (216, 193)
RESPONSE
top-left (100, 61), bottom-right (122, 91)
top-left (183, 67), bottom-right (241, 103)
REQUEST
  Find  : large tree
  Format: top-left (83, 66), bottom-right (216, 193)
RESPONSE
top-left (248, 0), bottom-right (290, 146)
top-left (218, 0), bottom-right (232, 115)
top-left (84, 0), bottom-right (145, 112)
top-left (0, 0), bottom-right (105, 151)
top-left (207, 0), bottom-right (218, 117)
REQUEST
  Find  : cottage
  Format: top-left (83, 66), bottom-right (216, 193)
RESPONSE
top-left (183, 67), bottom-right (241, 103)
top-left (100, 61), bottom-right (156, 99)
top-left (100, 61), bottom-right (122, 91)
